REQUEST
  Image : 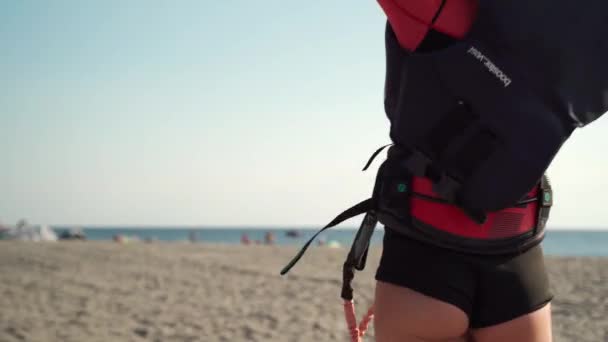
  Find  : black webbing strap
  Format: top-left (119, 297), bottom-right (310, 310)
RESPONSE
top-left (408, 101), bottom-right (499, 223)
top-left (341, 264), bottom-right (357, 301)
top-left (402, 101), bottom-right (478, 180)
top-left (348, 212), bottom-right (378, 271)
top-left (280, 198), bottom-right (375, 276)
top-left (362, 144), bottom-right (393, 171)
top-left (428, 101), bottom-right (477, 158)
top-left (341, 212), bottom-right (379, 301)
top-left (445, 129), bottom-right (498, 181)
top-left (426, 102), bottom-right (498, 186)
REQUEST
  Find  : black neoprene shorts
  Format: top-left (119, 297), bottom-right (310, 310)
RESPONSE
top-left (375, 227), bottom-right (553, 328)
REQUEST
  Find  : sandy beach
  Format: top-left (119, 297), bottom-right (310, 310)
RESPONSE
top-left (0, 242), bottom-right (606, 342)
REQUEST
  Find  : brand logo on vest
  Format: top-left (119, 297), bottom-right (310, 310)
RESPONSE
top-left (467, 46), bottom-right (512, 88)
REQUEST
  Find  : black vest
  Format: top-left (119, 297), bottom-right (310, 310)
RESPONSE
top-left (279, 1), bottom-right (608, 277)
top-left (384, 0), bottom-right (607, 218)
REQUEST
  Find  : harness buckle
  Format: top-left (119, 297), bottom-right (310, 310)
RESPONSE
top-left (536, 175), bottom-right (553, 231)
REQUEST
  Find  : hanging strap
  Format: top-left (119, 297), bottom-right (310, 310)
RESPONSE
top-left (341, 212), bottom-right (379, 300)
top-left (362, 144), bottom-right (393, 171)
top-left (341, 212), bottom-right (379, 342)
top-left (280, 198), bottom-right (375, 276)
top-left (281, 143), bottom-right (390, 276)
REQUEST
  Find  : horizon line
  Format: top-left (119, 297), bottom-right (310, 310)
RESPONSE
top-left (45, 225), bottom-right (608, 231)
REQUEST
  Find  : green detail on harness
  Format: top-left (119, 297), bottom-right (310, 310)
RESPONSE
top-left (397, 183), bottom-right (407, 193)
top-left (543, 192), bottom-right (551, 203)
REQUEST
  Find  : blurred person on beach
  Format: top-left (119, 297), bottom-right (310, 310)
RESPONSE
top-left (189, 231), bottom-right (198, 243)
top-left (264, 232), bottom-right (275, 245)
top-left (241, 233), bottom-right (251, 245)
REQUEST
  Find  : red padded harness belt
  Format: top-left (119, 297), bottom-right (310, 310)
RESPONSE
top-left (410, 177), bottom-right (539, 239)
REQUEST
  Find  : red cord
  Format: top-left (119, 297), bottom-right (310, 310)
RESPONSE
top-left (343, 300), bottom-right (375, 342)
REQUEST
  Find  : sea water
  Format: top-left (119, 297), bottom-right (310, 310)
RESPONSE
top-left (52, 226), bottom-right (608, 257)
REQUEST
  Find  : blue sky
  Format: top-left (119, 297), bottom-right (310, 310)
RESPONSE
top-left (1, 1), bottom-right (607, 229)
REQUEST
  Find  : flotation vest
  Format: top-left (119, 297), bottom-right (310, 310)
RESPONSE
top-left (381, 0), bottom-right (607, 219)
top-left (281, 1), bottom-right (606, 335)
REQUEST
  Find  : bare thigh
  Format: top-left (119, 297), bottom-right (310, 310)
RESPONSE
top-left (374, 281), bottom-right (470, 342)
top-left (471, 303), bottom-right (552, 342)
